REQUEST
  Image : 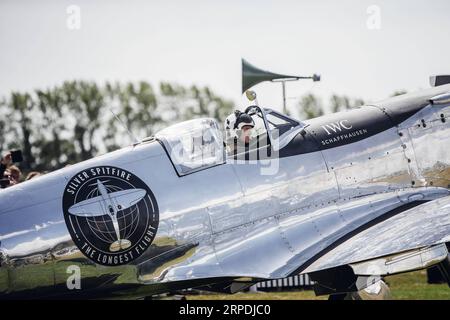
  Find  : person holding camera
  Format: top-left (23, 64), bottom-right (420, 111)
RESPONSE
top-left (4, 166), bottom-right (22, 186)
top-left (0, 150), bottom-right (23, 189)
top-left (0, 153), bottom-right (12, 176)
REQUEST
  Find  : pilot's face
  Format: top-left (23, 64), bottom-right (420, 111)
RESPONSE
top-left (240, 125), bottom-right (253, 144)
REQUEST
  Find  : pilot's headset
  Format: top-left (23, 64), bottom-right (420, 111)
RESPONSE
top-left (224, 110), bottom-right (243, 143)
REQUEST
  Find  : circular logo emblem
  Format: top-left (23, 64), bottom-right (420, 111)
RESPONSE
top-left (62, 166), bottom-right (159, 266)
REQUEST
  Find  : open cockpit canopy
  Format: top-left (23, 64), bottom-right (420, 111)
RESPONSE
top-left (155, 108), bottom-right (307, 175)
top-left (156, 118), bottom-right (225, 176)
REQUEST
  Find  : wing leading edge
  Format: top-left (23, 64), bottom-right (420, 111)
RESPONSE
top-left (303, 194), bottom-right (450, 275)
top-left (68, 188), bottom-right (147, 217)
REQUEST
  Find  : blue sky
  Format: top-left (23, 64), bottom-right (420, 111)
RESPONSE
top-left (1, 0), bottom-right (450, 115)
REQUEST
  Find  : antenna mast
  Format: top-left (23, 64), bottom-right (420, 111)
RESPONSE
top-left (109, 108), bottom-right (140, 145)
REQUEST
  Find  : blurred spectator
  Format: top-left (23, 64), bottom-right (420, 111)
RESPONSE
top-left (4, 165), bottom-right (21, 186)
top-left (1, 153), bottom-right (13, 189)
top-left (0, 152), bottom-right (12, 177)
top-left (26, 171), bottom-right (41, 181)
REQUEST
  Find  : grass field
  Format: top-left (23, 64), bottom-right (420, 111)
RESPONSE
top-left (188, 270), bottom-right (450, 300)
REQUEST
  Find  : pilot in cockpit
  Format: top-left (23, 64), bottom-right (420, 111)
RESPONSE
top-left (224, 110), bottom-right (255, 155)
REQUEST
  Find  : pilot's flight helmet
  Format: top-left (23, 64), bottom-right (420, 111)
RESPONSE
top-left (224, 110), bottom-right (255, 142)
top-left (234, 113), bottom-right (255, 130)
top-left (224, 110), bottom-right (241, 141)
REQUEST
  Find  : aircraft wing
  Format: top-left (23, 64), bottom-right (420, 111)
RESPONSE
top-left (158, 190), bottom-right (450, 288)
top-left (110, 189), bottom-right (147, 209)
top-left (302, 195), bottom-right (450, 275)
top-left (68, 188), bottom-right (146, 217)
top-left (68, 196), bottom-right (107, 217)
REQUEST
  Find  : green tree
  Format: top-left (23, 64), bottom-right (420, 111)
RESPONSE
top-left (61, 81), bottom-right (105, 161)
top-left (159, 83), bottom-right (233, 124)
top-left (34, 87), bottom-right (77, 169)
top-left (0, 80), bottom-right (246, 173)
top-left (298, 93), bottom-right (324, 119)
top-left (0, 97), bottom-right (7, 152)
top-left (330, 94), bottom-right (365, 113)
top-left (184, 85), bottom-right (234, 123)
top-left (5, 92), bottom-right (36, 170)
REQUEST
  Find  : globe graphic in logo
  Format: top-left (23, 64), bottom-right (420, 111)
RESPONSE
top-left (82, 181), bottom-right (142, 252)
top-left (63, 166), bottom-right (159, 266)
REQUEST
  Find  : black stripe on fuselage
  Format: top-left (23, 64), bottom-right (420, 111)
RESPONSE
top-left (279, 84), bottom-right (450, 158)
top-left (280, 105), bottom-right (392, 157)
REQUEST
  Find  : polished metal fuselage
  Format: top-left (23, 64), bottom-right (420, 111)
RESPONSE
top-left (1, 95), bottom-right (450, 298)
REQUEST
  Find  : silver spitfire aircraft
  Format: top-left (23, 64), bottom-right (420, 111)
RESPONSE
top-left (1, 77), bottom-right (450, 299)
